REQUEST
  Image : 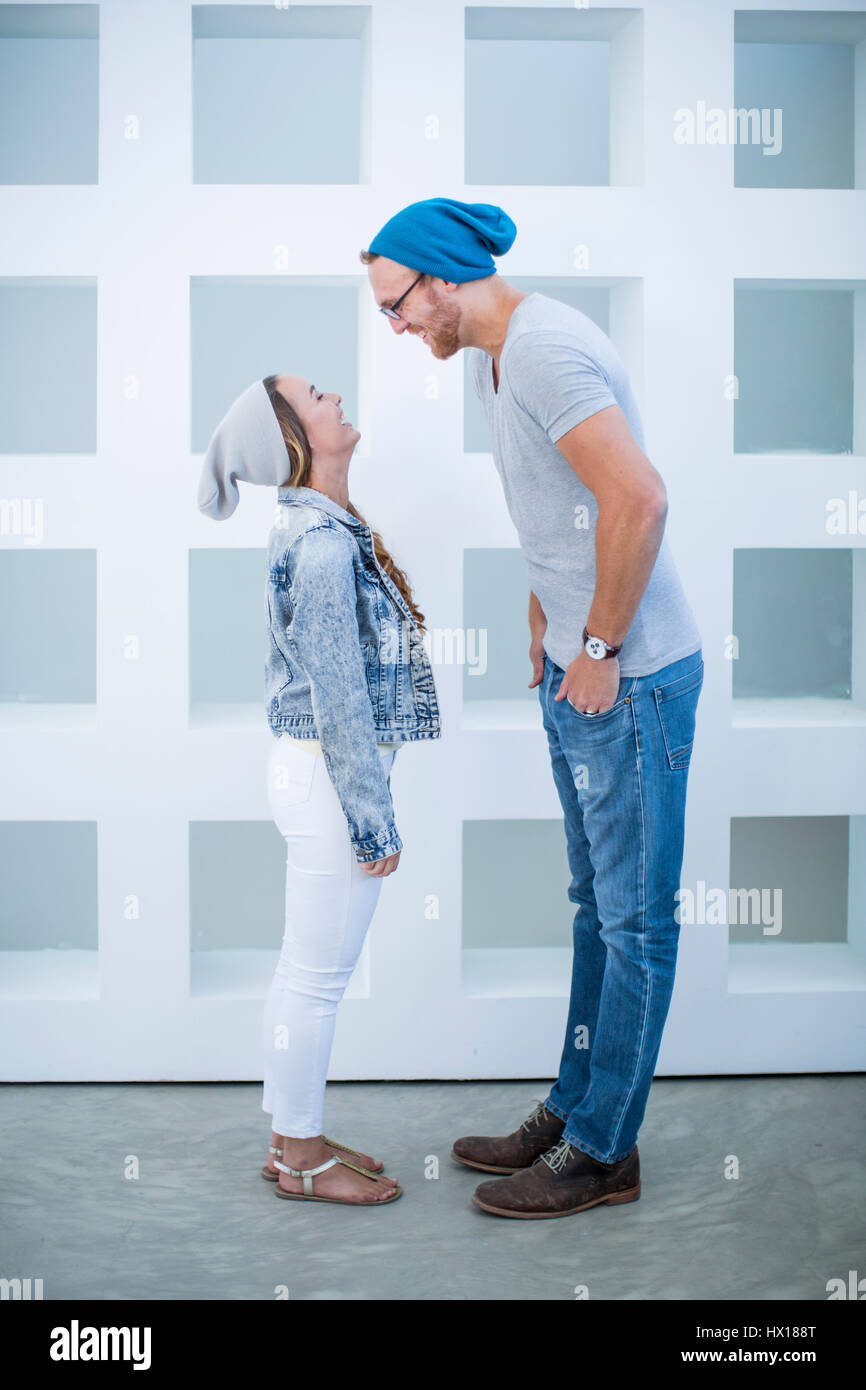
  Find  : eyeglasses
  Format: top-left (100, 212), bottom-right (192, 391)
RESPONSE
top-left (379, 271), bottom-right (425, 321)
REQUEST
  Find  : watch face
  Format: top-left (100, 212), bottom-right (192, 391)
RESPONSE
top-left (585, 636), bottom-right (607, 660)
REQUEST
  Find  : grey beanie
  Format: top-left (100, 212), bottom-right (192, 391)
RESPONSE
top-left (197, 379), bottom-right (289, 519)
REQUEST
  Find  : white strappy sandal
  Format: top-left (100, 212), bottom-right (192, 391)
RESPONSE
top-left (261, 1139), bottom-right (382, 1182)
top-left (272, 1152), bottom-right (403, 1205)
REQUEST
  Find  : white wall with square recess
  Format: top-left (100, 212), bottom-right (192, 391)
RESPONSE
top-left (1, 0), bottom-right (864, 1081)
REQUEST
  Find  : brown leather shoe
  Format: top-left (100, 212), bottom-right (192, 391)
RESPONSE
top-left (471, 1138), bottom-right (640, 1219)
top-left (451, 1100), bottom-right (566, 1174)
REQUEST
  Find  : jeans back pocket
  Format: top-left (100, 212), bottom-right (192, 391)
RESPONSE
top-left (653, 661), bottom-right (703, 770)
top-left (268, 738), bottom-right (317, 808)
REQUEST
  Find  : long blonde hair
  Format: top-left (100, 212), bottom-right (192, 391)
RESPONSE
top-left (262, 375), bottom-right (426, 632)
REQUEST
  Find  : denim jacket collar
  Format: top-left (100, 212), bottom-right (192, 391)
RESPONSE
top-left (276, 482), bottom-right (421, 631)
top-left (277, 483), bottom-right (365, 531)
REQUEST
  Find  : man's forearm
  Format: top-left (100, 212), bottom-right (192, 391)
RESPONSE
top-left (529, 589), bottom-right (547, 633)
top-left (585, 496), bottom-right (667, 647)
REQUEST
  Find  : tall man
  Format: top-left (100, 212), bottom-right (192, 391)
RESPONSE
top-left (361, 198), bottom-right (704, 1220)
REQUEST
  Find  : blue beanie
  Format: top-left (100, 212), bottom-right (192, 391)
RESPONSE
top-left (367, 197), bottom-right (516, 283)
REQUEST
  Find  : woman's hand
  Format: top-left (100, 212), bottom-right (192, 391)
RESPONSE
top-left (361, 850), bottom-right (401, 877)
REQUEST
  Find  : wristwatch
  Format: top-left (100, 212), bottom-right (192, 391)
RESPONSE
top-left (582, 626), bottom-right (622, 661)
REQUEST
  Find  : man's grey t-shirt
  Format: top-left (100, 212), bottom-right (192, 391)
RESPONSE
top-left (468, 292), bottom-right (702, 677)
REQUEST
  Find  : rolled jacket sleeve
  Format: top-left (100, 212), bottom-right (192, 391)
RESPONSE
top-left (284, 523), bottom-right (402, 863)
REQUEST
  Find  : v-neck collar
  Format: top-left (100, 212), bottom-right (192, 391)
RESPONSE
top-left (490, 292), bottom-right (536, 398)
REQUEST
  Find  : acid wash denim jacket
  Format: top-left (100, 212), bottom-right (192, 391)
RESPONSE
top-left (265, 483), bottom-right (441, 863)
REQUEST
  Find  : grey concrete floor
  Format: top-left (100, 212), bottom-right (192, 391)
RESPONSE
top-left (1, 1075), bottom-right (863, 1301)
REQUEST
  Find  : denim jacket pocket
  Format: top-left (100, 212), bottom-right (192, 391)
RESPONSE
top-left (360, 640), bottom-right (381, 717)
top-left (406, 625), bottom-right (439, 723)
top-left (408, 626), bottom-right (435, 692)
top-left (265, 587), bottom-right (294, 706)
top-left (653, 662), bottom-right (703, 770)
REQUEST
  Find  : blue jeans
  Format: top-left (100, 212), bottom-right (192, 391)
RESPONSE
top-left (537, 647), bottom-right (704, 1163)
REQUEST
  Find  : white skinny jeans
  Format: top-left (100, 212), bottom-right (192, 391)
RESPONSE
top-left (261, 733), bottom-right (398, 1138)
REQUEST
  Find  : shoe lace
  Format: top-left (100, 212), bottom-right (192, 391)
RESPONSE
top-left (520, 1100), bottom-right (550, 1133)
top-left (540, 1137), bottom-right (574, 1173)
